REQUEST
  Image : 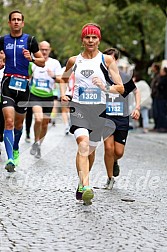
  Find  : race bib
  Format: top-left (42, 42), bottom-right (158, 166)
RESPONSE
top-left (79, 87), bottom-right (101, 102)
top-left (106, 102), bottom-right (124, 116)
top-left (35, 79), bottom-right (50, 89)
top-left (9, 76), bottom-right (28, 92)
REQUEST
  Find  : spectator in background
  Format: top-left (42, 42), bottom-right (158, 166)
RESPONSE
top-left (156, 67), bottom-right (167, 132)
top-left (133, 71), bottom-right (152, 133)
top-left (150, 63), bottom-right (160, 131)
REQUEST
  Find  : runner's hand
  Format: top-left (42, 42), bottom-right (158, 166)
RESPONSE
top-left (92, 77), bottom-right (105, 91)
top-left (61, 95), bottom-right (70, 102)
top-left (22, 48), bottom-right (32, 61)
top-left (61, 95), bottom-right (70, 108)
top-left (131, 109), bottom-right (140, 120)
top-left (47, 69), bottom-right (55, 78)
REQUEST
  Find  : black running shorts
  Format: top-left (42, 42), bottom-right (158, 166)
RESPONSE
top-left (104, 115), bottom-right (129, 145)
top-left (29, 92), bottom-right (54, 115)
top-left (1, 76), bottom-right (30, 114)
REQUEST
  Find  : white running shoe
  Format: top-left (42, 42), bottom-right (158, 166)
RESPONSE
top-left (35, 145), bottom-right (41, 159)
top-left (65, 127), bottom-right (70, 135)
top-left (30, 142), bottom-right (39, 155)
top-left (104, 177), bottom-right (115, 190)
top-left (25, 136), bottom-right (31, 143)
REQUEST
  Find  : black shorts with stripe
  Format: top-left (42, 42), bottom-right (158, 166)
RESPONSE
top-left (1, 76), bottom-right (30, 114)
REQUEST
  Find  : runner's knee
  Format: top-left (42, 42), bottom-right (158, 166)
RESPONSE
top-left (115, 149), bottom-right (124, 159)
top-left (5, 117), bottom-right (14, 129)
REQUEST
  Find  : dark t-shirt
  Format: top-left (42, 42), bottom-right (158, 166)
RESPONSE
top-left (0, 34), bottom-right (39, 76)
top-left (157, 75), bottom-right (167, 99)
top-left (106, 71), bottom-right (137, 117)
top-left (106, 70), bottom-right (137, 130)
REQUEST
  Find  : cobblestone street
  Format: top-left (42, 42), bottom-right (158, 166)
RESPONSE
top-left (0, 118), bottom-right (167, 252)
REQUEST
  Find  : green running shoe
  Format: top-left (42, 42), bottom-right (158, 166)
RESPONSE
top-left (5, 159), bottom-right (15, 172)
top-left (13, 149), bottom-right (19, 166)
top-left (82, 186), bottom-right (94, 205)
top-left (76, 184), bottom-right (83, 200)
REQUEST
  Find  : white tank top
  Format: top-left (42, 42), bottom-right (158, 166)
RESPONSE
top-left (72, 51), bottom-right (107, 104)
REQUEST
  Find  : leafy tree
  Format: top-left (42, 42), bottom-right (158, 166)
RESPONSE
top-left (0, 0), bottom-right (166, 73)
top-left (101, 0), bottom-right (166, 73)
top-left (147, 0), bottom-right (167, 17)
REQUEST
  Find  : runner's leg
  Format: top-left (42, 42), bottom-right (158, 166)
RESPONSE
top-left (3, 107), bottom-right (15, 160)
top-left (32, 105), bottom-right (43, 143)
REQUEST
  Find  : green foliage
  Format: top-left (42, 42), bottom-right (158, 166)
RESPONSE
top-left (147, 0), bottom-right (167, 17)
top-left (0, 0), bottom-right (166, 71)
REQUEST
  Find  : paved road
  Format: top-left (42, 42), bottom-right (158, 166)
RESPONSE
top-left (0, 118), bottom-right (167, 252)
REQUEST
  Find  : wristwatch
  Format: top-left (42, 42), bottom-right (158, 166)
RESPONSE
top-left (31, 55), bottom-right (35, 63)
top-left (105, 85), bottom-right (110, 93)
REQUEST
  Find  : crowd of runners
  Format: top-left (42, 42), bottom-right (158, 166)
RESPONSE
top-left (1, 10), bottom-right (166, 206)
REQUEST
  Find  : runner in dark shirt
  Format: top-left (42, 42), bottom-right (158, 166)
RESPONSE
top-left (0, 10), bottom-right (45, 172)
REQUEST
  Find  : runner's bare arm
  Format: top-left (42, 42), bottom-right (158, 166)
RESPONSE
top-left (60, 56), bottom-right (76, 100)
top-left (23, 49), bottom-right (45, 67)
top-left (105, 55), bottom-right (124, 94)
top-left (131, 88), bottom-right (140, 120)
